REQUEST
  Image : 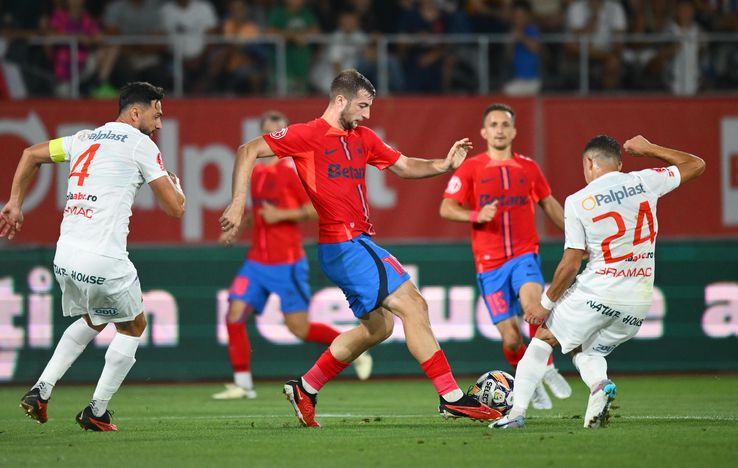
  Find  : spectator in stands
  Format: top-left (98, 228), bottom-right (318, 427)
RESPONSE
top-left (663, 0), bottom-right (703, 95)
top-left (309, 9), bottom-right (369, 94)
top-left (465, 0), bottom-right (512, 34)
top-left (267, 0), bottom-right (320, 95)
top-left (102, 0), bottom-right (168, 95)
top-left (160, 0), bottom-right (219, 93)
top-left (398, 0), bottom-right (454, 92)
top-left (565, 0), bottom-right (628, 90)
top-left (42, 0), bottom-right (116, 98)
top-left (503, 0), bottom-right (542, 95)
top-left (208, 0), bottom-right (268, 94)
top-left (622, 0), bottom-right (672, 90)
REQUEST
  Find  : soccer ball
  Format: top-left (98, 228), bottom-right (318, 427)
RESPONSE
top-left (469, 370), bottom-right (514, 415)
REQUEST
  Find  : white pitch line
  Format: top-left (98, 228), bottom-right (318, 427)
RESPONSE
top-left (106, 414), bottom-right (738, 422)
top-left (5, 414), bottom-right (736, 423)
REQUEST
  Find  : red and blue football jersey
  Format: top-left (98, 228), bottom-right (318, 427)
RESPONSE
top-left (263, 118), bottom-right (401, 243)
top-left (247, 159), bottom-right (309, 264)
top-left (444, 152), bottom-right (551, 272)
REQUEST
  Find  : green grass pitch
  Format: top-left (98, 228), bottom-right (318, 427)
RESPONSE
top-left (2, 375), bottom-right (737, 467)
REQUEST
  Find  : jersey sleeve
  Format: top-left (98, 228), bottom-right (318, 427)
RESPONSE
top-left (133, 137), bottom-right (168, 183)
top-left (49, 130), bottom-right (90, 163)
top-left (527, 160), bottom-right (552, 203)
top-left (263, 124), bottom-right (308, 160)
top-left (362, 127), bottom-right (401, 170)
top-left (563, 196), bottom-right (586, 250)
top-left (634, 166), bottom-right (681, 198)
top-left (443, 161), bottom-right (474, 206)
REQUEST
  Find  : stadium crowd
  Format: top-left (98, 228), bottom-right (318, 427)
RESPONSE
top-left (1, 0), bottom-right (738, 97)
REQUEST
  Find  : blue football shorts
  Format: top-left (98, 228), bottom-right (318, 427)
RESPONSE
top-left (477, 253), bottom-right (544, 325)
top-left (318, 234), bottom-right (411, 318)
top-left (228, 257), bottom-right (310, 314)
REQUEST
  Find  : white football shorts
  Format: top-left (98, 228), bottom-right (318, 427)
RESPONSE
top-left (546, 290), bottom-right (651, 356)
top-left (53, 246), bottom-right (143, 326)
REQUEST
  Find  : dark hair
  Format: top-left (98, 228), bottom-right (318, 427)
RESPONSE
top-left (583, 135), bottom-right (621, 162)
top-left (482, 103), bottom-right (515, 125)
top-left (329, 69), bottom-right (376, 101)
top-left (118, 82), bottom-right (165, 114)
top-left (260, 110), bottom-right (288, 129)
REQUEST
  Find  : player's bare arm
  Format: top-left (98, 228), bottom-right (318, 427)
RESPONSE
top-left (525, 248), bottom-right (585, 325)
top-left (538, 196), bottom-right (564, 231)
top-left (261, 202), bottom-right (317, 225)
top-left (220, 136), bottom-right (275, 234)
top-left (439, 198), bottom-right (498, 223)
top-left (388, 139), bottom-right (473, 179)
top-left (623, 135), bottom-right (706, 184)
top-left (0, 142), bottom-right (54, 239)
top-left (149, 172), bottom-right (185, 218)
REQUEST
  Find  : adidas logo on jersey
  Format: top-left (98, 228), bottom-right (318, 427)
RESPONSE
top-left (582, 183), bottom-right (645, 210)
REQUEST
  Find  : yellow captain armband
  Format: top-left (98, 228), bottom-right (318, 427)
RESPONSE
top-left (49, 138), bottom-right (66, 163)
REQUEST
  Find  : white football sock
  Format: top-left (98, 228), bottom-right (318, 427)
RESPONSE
top-left (509, 338), bottom-right (552, 418)
top-left (91, 333), bottom-right (139, 416)
top-left (234, 371), bottom-right (253, 389)
top-left (442, 388), bottom-right (464, 402)
top-left (573, 353), bottom-right (608, 392)
top-left (36, 318), bottom-right (99, 399)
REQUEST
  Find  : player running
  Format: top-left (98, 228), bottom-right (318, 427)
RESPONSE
top-left (440, 103), bottom-right (571, 410)
top-left (1, 82), bottom-right (185, 431)
top-left (491, 135), bottom-right (705, 429)
top-left (220, 69), bottom-right (500, 427)
top-left (213, 111), bottom-right (372, 400)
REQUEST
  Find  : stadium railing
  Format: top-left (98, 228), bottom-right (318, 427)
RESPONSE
top-left (21, 32), bottom-right (738, 98)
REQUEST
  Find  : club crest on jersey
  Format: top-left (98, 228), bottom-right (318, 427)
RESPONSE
top-left (270, 127), bottom-right (288, 139)
top-left (445, 176), bottom-right (462, 194)
top-left (581, 183), bottom-right (645, 210)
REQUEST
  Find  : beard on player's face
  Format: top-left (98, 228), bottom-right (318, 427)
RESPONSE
top-left (339, 107), bottom-right (359, 130)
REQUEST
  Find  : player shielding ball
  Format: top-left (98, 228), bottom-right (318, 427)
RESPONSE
top-left (440, 103), bottom-right (572, 410)
top-left (220, 69), bottom-right (500, 427)
top-left (492, 135), bottom-right (705, 429)
top-left (213, 111), bottom-right (372, 400)
top-left (1, 82), bottom-right (185, 431)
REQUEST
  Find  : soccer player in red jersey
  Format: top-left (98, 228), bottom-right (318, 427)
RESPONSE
top-left (220, 69), bottom-right (501, 427)
top-left (440, 103), bottom-right (572, 409)
top-left (213, 111), bottom-right (373, 400)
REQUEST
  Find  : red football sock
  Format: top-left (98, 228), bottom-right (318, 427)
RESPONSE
top-left (302, 349), bottom-right (349, 392)
top-left (503, 344), bottom-right (527, 370)
top-left (420, 350), bottom-right (459, 396)
top-left (226, 322), bottom-right (251, 372)
top-left (529, 323), bottom-right (554, 366)
top-left (304, 323), bottom-right (340, 345)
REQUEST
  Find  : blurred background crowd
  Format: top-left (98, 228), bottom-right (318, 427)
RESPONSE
top-left (1, 0), bottom-right (737, 98)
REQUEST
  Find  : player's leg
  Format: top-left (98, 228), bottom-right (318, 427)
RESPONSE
top-left (382, 281), bottom-right (502, 419)
top-left (479, 262), bottom-right (552, 409)
top-left (213, 261), bottom-right (267, 399)
top-left (76, 311), bottom-right (146, 432)
top-left (284, 306), bottom-right (395, 427)
top-left (579, 303), bottom-right (647, 428)
top-left (20, 314), bottom-right (105, 424)
top-left (518, 281), bottom-right (571, 400)
top-left (76, 256), bottom-right (150, 431)
top-left (212, 299), bottom-right (258, 399)
top-left (491, 325), bottom-right (560, 429)
top-left (21, 251), bottom-right (105, 424)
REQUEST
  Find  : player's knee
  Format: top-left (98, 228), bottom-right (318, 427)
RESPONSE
top-left (286, 321), bottom-right (309, 339)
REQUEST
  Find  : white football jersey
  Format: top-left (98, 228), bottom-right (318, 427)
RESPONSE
top-left (563, 166), bottom-right (680, 305)
top-left (53, 121), bottom-right (168, 259)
